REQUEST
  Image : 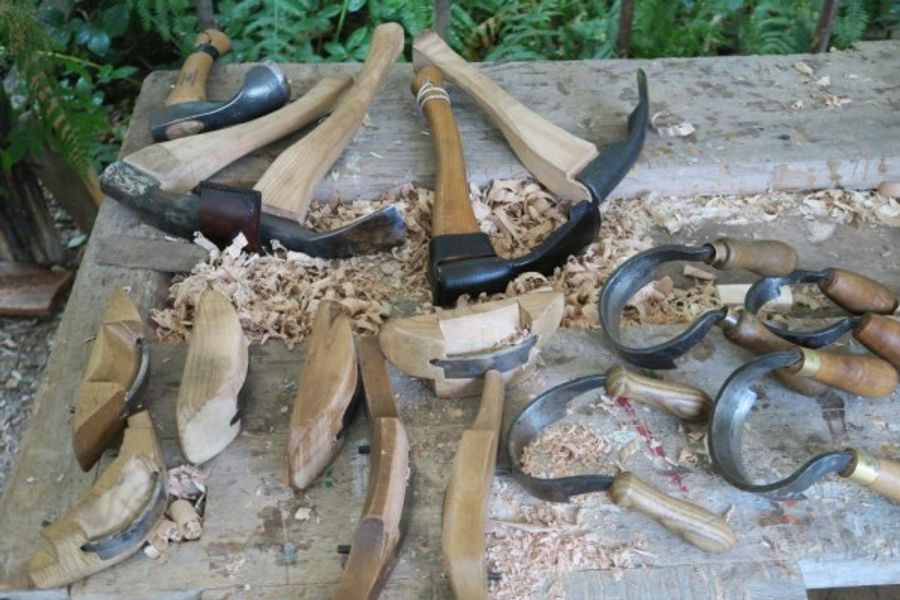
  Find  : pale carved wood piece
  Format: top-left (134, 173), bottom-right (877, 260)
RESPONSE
top-left (73, 288), bottom-right (144, 471)
top-left (334, 336), bottom-right (409, 599)
top-left (442, 370), bottom-right (504, 599)
top-left (379, 290), bottom-right (564, 398)
top-left (176, 289), bottom-right (248, 465)
top-left (288, 300), bottom-right (357, 490)
top-left (29, 411), bottom-right (165, 588)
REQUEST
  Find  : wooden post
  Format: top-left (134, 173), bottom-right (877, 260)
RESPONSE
top-left (812, 0), bottom-right (841, 53)
top-left (433, 0), bottom-right (452, 40)
top-left (617, 0), bottom-right (635, 57)
top-left (194, 0), bottom-right (216, 30)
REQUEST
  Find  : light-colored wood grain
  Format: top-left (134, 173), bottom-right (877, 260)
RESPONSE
top-left (411, 65), bottom-right (479, 236)
top-left (442, 370), bottom-right (503, 599)
top-left (256, 23), bottom-right (404, 221)
top-left (127, 75), bottom-right (351, 193)
top-left (605, 365), bottom-right (712, 421)
top-left (288, 300), bottom-right (357, 490)
top-left (28, 411), bottom-right (164, 589)
top-left (792, 347), bottom-right (898, 398)
top-left (176, 289), bottom-right (248, 465)
top-left (163, 30), bottom-right (231, 106)
top-left (609, 472), bottom-right (737, 553)
top-left (379, 290), bottom-right (564, 397)
top-left (717, 283), bottom-right (793, 311)
top-left (73, 288), bottom-right (144, 471)
top-left (334, 337), bottom-right (409, 599)
top-left (413, 31), bottom-right (597, 202)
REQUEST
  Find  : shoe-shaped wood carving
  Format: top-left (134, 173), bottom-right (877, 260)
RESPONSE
top-left (176, 289), bottom-right (248, 464)
top-left (379, 290), bottom-right (564, 397)
top-left (73, 288), bottom-right (148, 471)
top-left (288, 300), bottom-right (361, 490)
top-left (29, 411), bottom-right (167, 588)
top-left (334, 336), bottom-right (410, 599)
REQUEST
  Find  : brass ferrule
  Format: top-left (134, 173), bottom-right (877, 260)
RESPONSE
top-left (708, 240), bottom-right (729, 268)
top-left (841, 448), bottom-right (880, 487)
top-left (793, 348), bottom-right (822, 377)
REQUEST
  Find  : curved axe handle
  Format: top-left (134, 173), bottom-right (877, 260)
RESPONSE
top-left (126, 75), bottom-right (352, 193)
top-left (255, 23), bottom-right (404, 221)
top-left (411, 65), bottom-right (479, 236)
top-left (413, 30), bottom-right (598, 202)
top-left (164, 29), bottom-right (231, 106)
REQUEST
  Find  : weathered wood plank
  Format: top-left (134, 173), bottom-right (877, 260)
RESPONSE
top-left (93, 237), bottom-right (207, 273)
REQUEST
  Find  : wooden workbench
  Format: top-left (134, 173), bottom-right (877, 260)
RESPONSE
top-left (0, 41), bottom-right (898, 599)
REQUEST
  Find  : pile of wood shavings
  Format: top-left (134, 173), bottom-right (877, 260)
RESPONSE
top-left (486, 481), bottom-right (646, 599)
top-left (519, 422), bottom-right (611, 478)
top-left (152, 180), bottom-right (895, 346)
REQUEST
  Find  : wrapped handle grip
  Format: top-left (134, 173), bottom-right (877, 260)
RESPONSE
top-left (609, 472), bottom-right (736, 553)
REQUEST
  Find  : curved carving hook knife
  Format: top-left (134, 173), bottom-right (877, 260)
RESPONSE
top-left (412, 32), bottom-right (649, 304)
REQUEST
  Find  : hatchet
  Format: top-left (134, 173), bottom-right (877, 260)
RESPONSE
top-left (102, 68), bottom-right (404, 257)
top-left (148, 29), bottom-right (291, 141)
top-left (412, 32), bottom-right (648, 305)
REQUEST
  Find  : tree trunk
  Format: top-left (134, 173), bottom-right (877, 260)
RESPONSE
top-left (812, 0), bottom-right (841, 53)
top-left (617, 0), bottom-right (635, 57)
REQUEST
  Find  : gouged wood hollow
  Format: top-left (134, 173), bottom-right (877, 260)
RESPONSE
top-left (176, 289), bottom-right (248, 465)
top-left (379, 290), bottom-right (564, 398)
top-left (73, 288), bottom-right (144, 471)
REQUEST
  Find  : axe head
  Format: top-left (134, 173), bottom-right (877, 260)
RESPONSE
top-left (149, 63), bottom-right (290, 142)
top-left (429, 200), bottom-right (599, 306)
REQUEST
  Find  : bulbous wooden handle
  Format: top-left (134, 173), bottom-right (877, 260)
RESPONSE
top-left (709, 238), bottom-right (798, 276)
top-left (841, 449), bottom-right (900, 503)
top-left (789, 348), bottom-right (898, 398)
top-left (855, 314), bottom-right (900, 370)
top-left (820, 269), bottom-right (899, 315)
top-left (609, 472), bottom-right (736, 553)
top-left (720, 309), bottom-right (829, 397)
top-left (605, 366), bottom-right (711, 421)
top-left (411, 65), bottom-right (478, 237)
top-left (164, 29), bottom-right (232, 106)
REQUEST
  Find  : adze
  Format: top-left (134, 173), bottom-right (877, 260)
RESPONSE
top-left (412, 32), bottom-right (649, 305)
top-left (148, 28), bottom-right (290, 141)
top-left (102, 26), bottom-right (407, 258)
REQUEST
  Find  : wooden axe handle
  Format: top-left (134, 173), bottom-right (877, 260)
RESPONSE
top-left (820, 269), bottom-right (899, 314)
top-left (413, 30), bottom-right (597, 202)
top-left (609, 472), bottom-right (737, 553)
top-left (128, 75), bottom-right (352, 193)
top-left (164, 29), bottom-right (231, 106)
top-left (411, 65), bottom-right (479, 236)
top-left (256, 23), bottom-right (404, 221)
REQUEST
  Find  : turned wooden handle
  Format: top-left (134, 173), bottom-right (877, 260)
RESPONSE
top-left (413, 30), bottom-right (596, 202)
top-left (256, 23), bottom-right (404, 221)
top-left (720, 309), bottom-right (830, 397)
top-left (819, 269), bottom-right (899, 315)
top-left (855, 314), bottom-right (900, 370)
top-left (789, 348), bottom-right (898, 398)
top-left (131, 75), bottom-right (352, 193)
top-left (609, 472), bottom-right (736, 553)
top-left (708, 239), bottom-right (798, 276)
top-left (605, 365), bottom-right (711, 422)
top-left (164, 29), bottom-right (231, 106)
top-left (842, 449), bottom-right (900, 503)
top-left (411, 65), bottom-right (479, 236)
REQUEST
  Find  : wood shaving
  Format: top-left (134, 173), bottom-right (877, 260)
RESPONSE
top-left (519, 422), bottom-right (611, 479)
top-left (153, 181), bottom-right (893, 345)
top-left (166, 464), bottom-right (208, 499)
top-left (793, 61), bottom-right (814, 76)
top-left (650, 111), bottom-right (695, 137)
top-left (824, 94), bottom-right (853, 108)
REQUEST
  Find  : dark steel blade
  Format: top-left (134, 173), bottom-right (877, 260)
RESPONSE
top-left (431, 335), bottom-right (537, 379)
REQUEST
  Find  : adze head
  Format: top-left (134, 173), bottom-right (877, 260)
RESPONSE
top-left (149, 62), bottom-right (291, 142)
top-left (101, 161), bottom-right (406, 258)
